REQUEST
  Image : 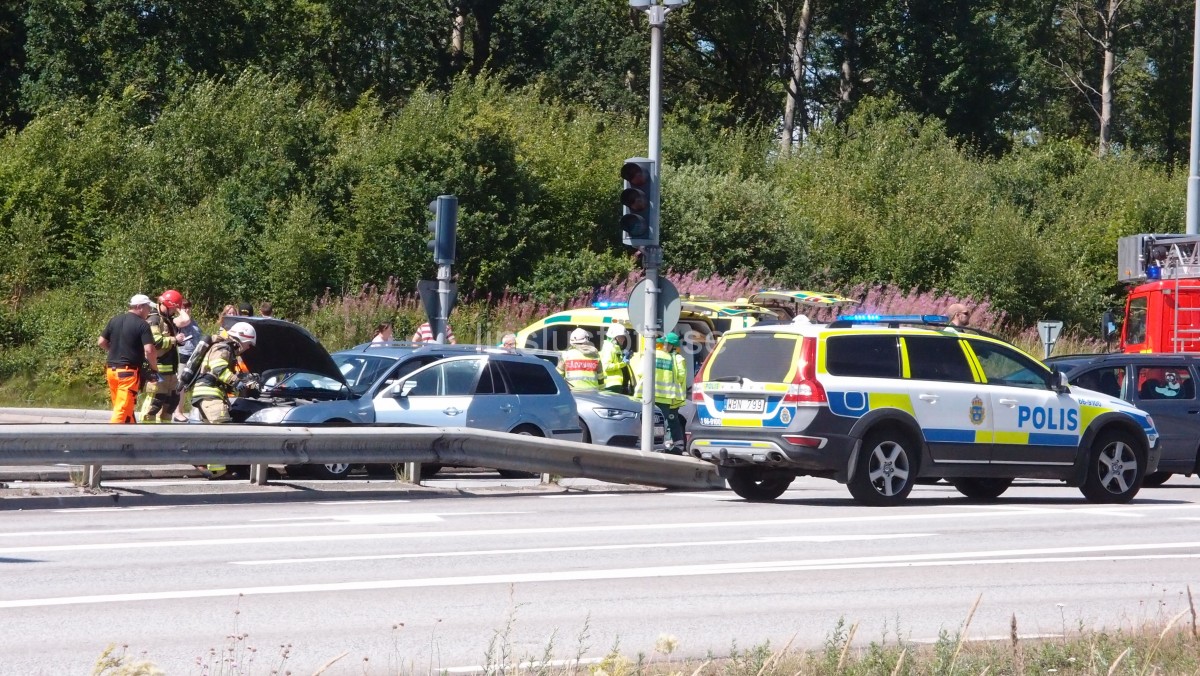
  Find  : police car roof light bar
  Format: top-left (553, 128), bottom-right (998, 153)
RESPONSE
top-left (835, 314), bottom-right (949, 324)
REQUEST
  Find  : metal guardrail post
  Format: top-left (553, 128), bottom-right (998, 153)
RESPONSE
top-left (402, 461), bottom-right (422, 484)
top-left (85, 464), bottom-right (101, 488)
top-left (250, 463), bottom-right (268, 485)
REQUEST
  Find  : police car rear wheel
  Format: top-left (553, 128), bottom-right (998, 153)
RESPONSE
top-left (951, 477), bottom-right (1012, 500)
top-left (848, 429), bottom-right (917, 506)
top-left (1080, 430), bottom-right (1143, 503)
top-left (727, 468), bottom-right (793, 501)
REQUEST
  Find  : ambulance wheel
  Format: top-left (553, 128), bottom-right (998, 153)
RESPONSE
top-left (951, 477), bottom-right (1012, 500)
top-left (1080, 430), bottom-right (1143, 503)
top-left (1142, 471), bottom-right (1171, 487)
top-left (727, 467), bottom-right (793, 501)
top-left (848, 428), bottom-right (918, 506)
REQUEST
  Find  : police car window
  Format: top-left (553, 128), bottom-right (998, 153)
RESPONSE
top-left (825, 335), bottom-right (900, 379)
top-left (1125, 297), bottom-right (1147, 346)
top-left (500, 359), bottom-right (559, 395)
top-left (904, 336), bottom-right (974, 383)
top-left (969, 341), bottom-right (1049, 389)
top-left (707, 333), bottom-right (802, 383)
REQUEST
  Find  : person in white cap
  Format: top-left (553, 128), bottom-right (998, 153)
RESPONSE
top-left (599, 323), bottom-right (632, 394)
top-left (97, 294), bottom-right (158, 423)
top-left (557, 327), bottom-right (602, 390)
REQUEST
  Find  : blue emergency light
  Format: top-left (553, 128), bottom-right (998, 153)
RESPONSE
top-left (837, 313), bottom-right (951, 324)
top-left (593, 301), bottom-right (629, 310)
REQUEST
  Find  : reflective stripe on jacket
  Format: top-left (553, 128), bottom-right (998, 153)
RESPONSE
top-left (560, 347), bottom-right (601, 390)
top-left (191, 342), bottom-right (239, 400)
top-left (634, 348), bottom-right (685, 406)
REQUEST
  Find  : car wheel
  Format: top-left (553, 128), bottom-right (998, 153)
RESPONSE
top-left (727, 467), bottom-right (793, 501)
top-left (497, 427), bottom-right (540, 479)
top-left (951, 477), bottom-right (1013, 500)
top-left (847, 428), bottom-right (918, 506)
top-left (308, 463), bottom-right (353, 480)
top-left (579, 417), bottom-right (592, 444)
top-left (1080, 430), bottom-right (1143, 503)
top-left (1142, 471), bottom-right (1172, 487)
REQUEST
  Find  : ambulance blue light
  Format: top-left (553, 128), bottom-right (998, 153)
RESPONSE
top-left (593, 301), bottom-right (629, 310)
top-left (837, 314), bottom-right (950, 323)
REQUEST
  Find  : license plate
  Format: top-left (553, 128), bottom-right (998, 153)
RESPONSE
top-left (725, 397), bottom-right (765, 413)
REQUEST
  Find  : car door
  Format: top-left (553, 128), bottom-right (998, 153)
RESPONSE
top-left (1128, 359), bottom-right (1200, 471)
top-left (465, 358), bottom-right (521, 432)
top-left (967, 340), bottom-right (1078, 467)
top-left (900, 335), bottom-right (993, 465)
top-left (372, 357), bottom-right (484, 427)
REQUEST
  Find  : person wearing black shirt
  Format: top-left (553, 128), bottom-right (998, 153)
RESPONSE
top-left (98, 294), bottom-right (158, 423)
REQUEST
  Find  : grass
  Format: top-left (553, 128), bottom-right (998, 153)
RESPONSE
top-left (90, 589), bottom-right (1200, 676)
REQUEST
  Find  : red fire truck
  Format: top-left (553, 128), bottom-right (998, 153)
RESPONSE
top-left (1118, 233), bottom-right (1200, 353)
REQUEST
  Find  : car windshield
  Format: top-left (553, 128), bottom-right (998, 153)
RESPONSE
top-left (262, 369), bottom-right (349, 394)
top-left (332, 354), bottom-right (398, 396)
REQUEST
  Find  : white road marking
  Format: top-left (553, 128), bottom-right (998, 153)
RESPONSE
top-left (50, 507), bottom-right (171, 513)
top-left (538, 494), bottom-right (621, 499)
top-left (3, 543), bottom-right (1199, 609)
top-left (230, 533), bottom-right (934, 565)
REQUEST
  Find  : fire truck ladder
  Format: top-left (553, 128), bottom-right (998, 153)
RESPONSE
top-left (1159, 238), bottom-right (1200, 352)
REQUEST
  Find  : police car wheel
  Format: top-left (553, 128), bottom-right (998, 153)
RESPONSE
top-left (951, 477), bottom-right (1012, 500)
top-left (727, 468), bottom-right (793, 501)
top-left (848, 428), bottom-right (918, 506)
top-left (1080, 430), bottom-right (1143, 504)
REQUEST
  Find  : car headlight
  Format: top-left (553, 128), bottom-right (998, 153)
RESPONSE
top-left (246, 407), bottom-right (291, 424)
top-left (593, 407), bottom-right (636, 421)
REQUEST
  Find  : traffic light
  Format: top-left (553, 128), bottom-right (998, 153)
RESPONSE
top-left (620, 157), bottom-right (658, 246)
top-left (427, 194), bottom-right (458, 265)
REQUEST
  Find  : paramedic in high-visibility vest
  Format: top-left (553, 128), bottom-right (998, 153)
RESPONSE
top-left (599, 323), bottom-right (632, 394)
top-left (558, 327), bottom-right (602, 390)
top-left (634, 332), bottom-right (688, 452)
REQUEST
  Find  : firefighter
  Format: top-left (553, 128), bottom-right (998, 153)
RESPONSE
top-left (139, 289), bottom-right (188, 423)
top-left (190, 322), bottom-right (259, 478)
top-left (558, 327), bottom-right (602, 390)
top-left (599, 323), bottom-right (632, 394)
top-left (634, 333), bottom-right (686, 452)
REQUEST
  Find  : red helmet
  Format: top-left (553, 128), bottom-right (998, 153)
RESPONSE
top-left (159, 289), bottom-right (184, 310)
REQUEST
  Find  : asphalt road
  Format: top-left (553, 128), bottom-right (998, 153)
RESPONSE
top-left (3, 474), bottom-right (1200, 675)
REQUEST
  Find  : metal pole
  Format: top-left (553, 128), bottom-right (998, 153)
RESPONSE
top-left (639, 5), bottom-right (668, 454)
top-left (436, 264), bottom-right (451, 344)
top-left (1188, 0), bottom-right (1200, 235)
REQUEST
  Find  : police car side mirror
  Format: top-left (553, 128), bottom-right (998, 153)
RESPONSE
top-left (1051, 368), bottom-right (1070, 394)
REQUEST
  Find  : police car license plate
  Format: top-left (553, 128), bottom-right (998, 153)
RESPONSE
top-left (725, 397), bottom-right (765, 413)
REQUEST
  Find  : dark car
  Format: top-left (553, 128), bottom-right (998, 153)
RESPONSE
top-left (1049, 353), bottom-right (1200, 486)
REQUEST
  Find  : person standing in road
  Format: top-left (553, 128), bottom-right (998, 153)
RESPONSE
top-left (599, 324), bottom-right (632, 395)
top-left (171, 300), bottom-right (203, 422)
top-left (664, 332), bottom-right (689, 453)
top-left (139, 289), bottom-right (189, 423)
top-left (634, 334), bottom-right (686, 452)
top-left (558, 328), bottom-right (602, 390)
top-left (98, 294), bottom-right (158, 423)
top-left (947, 303), bottom-right (971, 328)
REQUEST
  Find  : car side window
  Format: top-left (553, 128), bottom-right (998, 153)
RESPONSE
top-left (825, 335), bottom-right (900, 378)
top-left (903, 336), bottom-right (975, 383)
top-left (1072, 367), bottom-right (1126, 399)
top-left (380, 356), bottom-right (440, 394)
top-left (407, 359), bottom-right (482, 397)
top-left (1136, 365), bottom-right (1194, 400)
top-left (474, 361), bottom-right (509, 395)
top-left (499, 359), bottom-right (559, 395)
top-left (969, 341), bottom-right (1050, 389)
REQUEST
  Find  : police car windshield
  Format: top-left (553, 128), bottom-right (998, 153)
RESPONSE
top-left (707, 333), bottom-right (802, 383)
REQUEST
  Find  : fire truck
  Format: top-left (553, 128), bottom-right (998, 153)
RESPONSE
top-left (1117, 233), bottom-right (1200, 352)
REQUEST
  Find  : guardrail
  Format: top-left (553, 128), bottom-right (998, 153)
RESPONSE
top-left (0, 424), bottom-right (724, 491)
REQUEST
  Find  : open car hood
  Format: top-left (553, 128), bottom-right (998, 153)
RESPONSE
top-left (747, 290), bottom-right (857, 306)
top-left (220, 316), bottom-right (348, 387)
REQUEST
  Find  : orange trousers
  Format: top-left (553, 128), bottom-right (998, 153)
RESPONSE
top-left (106, 367), bottom-right (141, 423)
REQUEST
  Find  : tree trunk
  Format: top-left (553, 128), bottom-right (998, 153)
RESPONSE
top-left (778, 0), bottom-right (815, 155)
top-left (1097, 0), bottom-right (1118, 157)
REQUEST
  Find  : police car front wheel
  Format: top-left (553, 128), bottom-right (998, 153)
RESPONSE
top-left (847, 428), bottom-right (918, 506)
top-left (1080, 430), bottom-right (1144, 504)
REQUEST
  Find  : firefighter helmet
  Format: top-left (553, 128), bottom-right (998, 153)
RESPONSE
top-left (570, 328), bottom-right (592, 345)
top-left (227, 322), bottom-right (257, 347)
top-left (159, 289), bottom-right (184, 310)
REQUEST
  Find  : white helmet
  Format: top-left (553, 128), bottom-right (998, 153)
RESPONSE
top-left (606, 323), bottom-right (628, 340)
top-left (227, 321), bottom-right (257, 347)
top-left (569, 327), bottom-right (592, 345)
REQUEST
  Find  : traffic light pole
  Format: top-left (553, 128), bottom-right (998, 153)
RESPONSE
top-left (638, 2), bottom-right (671, 454)
top-left (437, 263), bottom-right (452, 344)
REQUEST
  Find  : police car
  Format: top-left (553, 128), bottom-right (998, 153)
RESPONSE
top-left (688, 314), bottom-right (1161, 505)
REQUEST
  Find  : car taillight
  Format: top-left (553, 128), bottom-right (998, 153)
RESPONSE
top-left (783, 337), bottom-right (826, 404)
top-left (692, 359), bottom-right (709, 402)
